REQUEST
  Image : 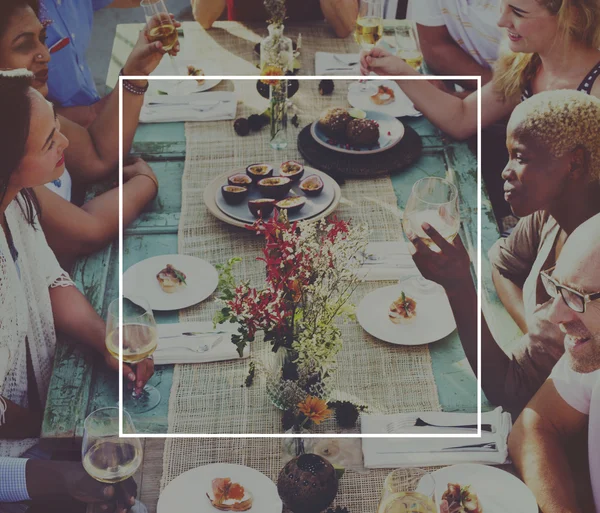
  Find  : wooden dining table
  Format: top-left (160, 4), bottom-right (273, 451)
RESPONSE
top-left (41, 20), bottom-right (522, 512)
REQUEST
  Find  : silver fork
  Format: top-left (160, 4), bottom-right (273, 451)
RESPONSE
top-left (334, 54), bottom-right (358, 66)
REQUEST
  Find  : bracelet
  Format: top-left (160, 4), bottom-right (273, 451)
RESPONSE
top-left (119, 68), bottom-right (148, 95)
top-left (133, 172), bottom-right (159, 195)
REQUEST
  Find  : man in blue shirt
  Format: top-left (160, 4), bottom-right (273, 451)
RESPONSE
top-left (42, 0), bottom-right (145, 125)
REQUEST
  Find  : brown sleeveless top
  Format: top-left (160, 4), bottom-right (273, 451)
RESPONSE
top-left (226, 0), bottom-right (324, 22)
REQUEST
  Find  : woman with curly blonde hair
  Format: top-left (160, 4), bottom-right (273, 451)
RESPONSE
top-left (403, 90), bottom-right (600, 414)
top-left (360, 0), bottom-right (600, 140)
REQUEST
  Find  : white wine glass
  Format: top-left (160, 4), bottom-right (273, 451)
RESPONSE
top-left (351, 0), bottom-right (384, 96)
top-left (106, 296), bottom-right (160, 414)
top-left (395, 23), bottom-right (423, 71)
top-left (378, 468), bottom-right (437, 513)
top-left (402, 177), bottom-right (460, 297)
top-left (82, 407), bottom-right (147, 513)
top-left (141, 0), bottom-right (180, 77)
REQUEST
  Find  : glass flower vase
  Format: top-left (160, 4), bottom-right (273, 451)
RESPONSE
top-left (264, 346), bottom-right (331, 410)
top-left (260, 23), bottom-right (293, 73)
top-left (269, 80), bottom-right (288, 150)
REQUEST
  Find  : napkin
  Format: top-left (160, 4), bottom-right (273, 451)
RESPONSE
top-left (140, 92), bottom-right (237, 123)
top-left (356, 241), bottom-right (420, 281)
top-left (153, 321), bottom-right (249, 365)
top-left (361, 407), bottom-right (513, 468)
top-left (315, 52), bottom-right (360, 75)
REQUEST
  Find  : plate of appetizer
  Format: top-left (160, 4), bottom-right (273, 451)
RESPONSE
top-left (356, 284), bottom-right (456, 345)
top-left (123, 254), bottom-right (218, 311)
top-left (347, 80), bottom-right (421, 118)
top-left (311, 107), bottom-right (405, 155)
top-left (149, 59), bottom-right (221, 95)
top-left (420, 464), bottom-right (538, 513)
top-left (205, 162), bottom-right (341, 228)
top-left (157, 463), bottom-right (282, 513)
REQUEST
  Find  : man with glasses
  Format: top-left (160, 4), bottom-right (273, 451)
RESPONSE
top-left (508, 213), bottom-right (600, 513)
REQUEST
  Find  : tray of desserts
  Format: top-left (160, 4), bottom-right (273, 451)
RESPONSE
top-left (204, 162), bottom-right (342, 228)
top-left (310, 107), bottom-right (405, 155)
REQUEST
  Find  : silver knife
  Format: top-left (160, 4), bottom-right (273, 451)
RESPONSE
top-left (377, 442), bottom-right (497, 454)
top-left (146, 100), bottom-right (231, 107)
top-left (159, 330), bottom-right (228, 339)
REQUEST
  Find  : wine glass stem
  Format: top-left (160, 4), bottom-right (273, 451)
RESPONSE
top-left (168, 54), bottom-right (179, 76)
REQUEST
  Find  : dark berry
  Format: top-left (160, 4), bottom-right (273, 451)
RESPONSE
top-left (247, 114), bottom-right (264, 131)
top-left (234, 117), bottom-right (250, 136)
top-left (319, 79), bottom-right (334, 95)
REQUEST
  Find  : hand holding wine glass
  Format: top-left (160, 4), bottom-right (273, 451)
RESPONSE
top-left (82, 408), bottom-right (145, 513)
top-left (141, 0), bottom-right (181, 77)
top-left (351, 0), bottom-right (383, 95)
top-left (106, 296), bottom-right (159, 414)
top-left (402, 177), bottom-right (471, 293)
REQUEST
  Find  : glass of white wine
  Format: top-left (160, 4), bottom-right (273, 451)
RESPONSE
top-left (395, 23), bottom-right (423, 71)
top-left (82, 407), bottom-right (146, 513)
top-left (378, 468), bottom-right (437, 513)
top-left (141, 0), bottom-right (180, 76)
top-left (351, 0), bottom-right (384, 96)
top-left (106, 296), bottom-right (160, 414)
top-left (401, 177), bottom-right (460, 297)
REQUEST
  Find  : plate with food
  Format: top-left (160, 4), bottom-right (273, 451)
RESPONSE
top-left (205, 163), bottom-right (341, 227)
top-left (356, 284), bottom-right (456, 345)
top-left (347, 80), bottom-right (421, 118)
top-left (123, 254), bottom-right (218, 311)
top-left (157, 463), bottom-right (282, 513)
top-left (149, 59), bottom-right (222, 95)
top-left (419, 464), bottom-right (538, 513)
top-left (311, 107), bottom-right (405, 155)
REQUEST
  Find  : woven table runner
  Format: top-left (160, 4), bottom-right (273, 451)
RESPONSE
top-left (160, 79), bottom-right (442, 510)
top-left (183, 21), bottom-right (360, 75)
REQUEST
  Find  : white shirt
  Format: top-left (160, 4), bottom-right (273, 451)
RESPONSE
top-left (0, 198), bottom-right (74, 458)
top-left (44, 168), bottom-right (72, 202)
top-left (408, 0), bottom-right (503, 68)
top-left (551, 356), bottom-right (600, 512)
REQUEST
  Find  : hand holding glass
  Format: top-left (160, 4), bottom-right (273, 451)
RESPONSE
top-left (106, 296), bottom-right (160, 413)
top-left (141, 0), bottom-right (179, 76)
top-left (82, 408), bottom-right (147, 512)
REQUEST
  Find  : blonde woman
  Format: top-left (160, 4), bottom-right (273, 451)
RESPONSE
top-left (405, 90), bottom-right (600, 413)
top-left (360, 0), bottom-right (600, 140)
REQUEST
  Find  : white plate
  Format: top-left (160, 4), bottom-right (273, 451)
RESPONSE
top-left (149, 59), bottom-right (221, 95)
top-left (157, 463), bottom-right (283, 513)
top-left (419, 464), bottom-right (538, 513)
top-left (123, 254), bottom-right (218, 311)
top-left (311, 110), bottom-right (405, 155)
top-left (348, 80), bottom-right (422, 118)
top-left (356, 284), bottom-right (456, 345)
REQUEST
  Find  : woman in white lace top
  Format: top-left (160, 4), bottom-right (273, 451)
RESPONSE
top-left (0, 72), bottom-right (154, 462)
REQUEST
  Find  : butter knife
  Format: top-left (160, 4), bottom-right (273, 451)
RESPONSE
top-left (159, 330), bottom-right (228, 339)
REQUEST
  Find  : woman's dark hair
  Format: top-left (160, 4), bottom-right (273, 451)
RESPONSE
top-left (0, 1), bottom-right (40, 39)
top-left (0, 73), bottom-right (41, 226)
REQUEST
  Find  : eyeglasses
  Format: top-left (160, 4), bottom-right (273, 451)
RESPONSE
top-left (540, 265), bottom-right (600, 313)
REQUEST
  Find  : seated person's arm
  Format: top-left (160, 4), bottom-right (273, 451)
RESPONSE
top-left (509, 380), bottom-right (588, 513)
top-left (0, 396), bottom-right (42, 439)
top-left (417, 24), bottom-right (493, 88)
top-left (0, 458), bottom-right (137, 509)
top-left (191, 0), bottom-right (227, 29)
top-left (54, 96), bottom-right (109, 129)
top-left (320, 0), bottom-right (358, 38)
top-left (492, 266), bottom-right (528, 333)
top-left (35, 158), bottom-right (158, 262)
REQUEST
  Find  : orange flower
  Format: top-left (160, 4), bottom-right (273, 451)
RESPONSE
top-left (298, 396), bottom-right (332, 425)
top-left (261, 65), bottom-right (284, 85)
